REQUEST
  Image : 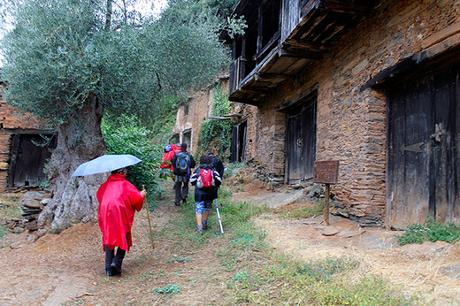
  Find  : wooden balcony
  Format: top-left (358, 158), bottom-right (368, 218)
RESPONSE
top-left (229, 0), bottom-right (380, 104)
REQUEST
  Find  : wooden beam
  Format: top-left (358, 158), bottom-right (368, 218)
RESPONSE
top-left (278, 48), bottom-right (323, 60)
top-left (255, 72), bottom-right (287, 82)
top-left (283, 39), bottom-right (329, 52)
top-left (324, 0), bottom-right (374, 16)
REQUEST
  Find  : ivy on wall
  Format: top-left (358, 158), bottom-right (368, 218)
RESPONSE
top-left (197, 84), bottom-right (233, 161)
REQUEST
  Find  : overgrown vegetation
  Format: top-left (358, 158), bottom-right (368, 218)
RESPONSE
top-left (197, 84), bottom-right (233, 161)
top-left (398, 218), bottom-right (460, 245)
top-left (102, 114), bottom-right (162, 203)
top-left (158, 186), bottom-right (415, 305)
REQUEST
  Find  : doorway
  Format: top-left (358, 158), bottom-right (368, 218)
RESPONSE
top-left (231, 120), bottom-right (247, 163)
top-left (284, 94), bottom-right (317, 184)
top-left (387, 63), bottom-right (460, 227)
top-left (8, 133), bottom-right (56, 188)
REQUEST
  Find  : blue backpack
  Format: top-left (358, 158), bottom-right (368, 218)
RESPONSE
top-left (174, 152), bottom-right (190, 175)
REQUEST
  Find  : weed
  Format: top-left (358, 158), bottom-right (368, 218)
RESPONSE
top-left (153, 284), bottom-right (181, 294)
top-left (399, 218), bottom-right (460, 245)
top-left (167, 256), bottom-right (192, 263)
top-left (0, 226), bottom-right (6, 239)
top-left (297, 257), bottom-right (360, 281)
top-left (232, 271), bottom-right (249, 282)
top-left (313, 276), bottom-right (415, 306)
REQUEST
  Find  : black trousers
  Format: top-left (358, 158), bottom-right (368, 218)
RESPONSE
top-left (105, 247), bottom-right (126, 271)
top-left (174, 176), bottom-right (189, 204)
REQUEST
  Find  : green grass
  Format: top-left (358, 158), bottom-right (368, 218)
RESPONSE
top-left (160, 186), bottom-right (416, 305)
top-left (167, 256), bottom-right (192, 263)
top-left (278, 202), bottom-right (324, 219)
top-left (0, 196), bottom-right (22, 220)
top-left (153, 284), bottom-right (181, 294)
top-left (399, 218), bottom-right (460, 245)
top-left (0, 225), bottom-right (6, 239)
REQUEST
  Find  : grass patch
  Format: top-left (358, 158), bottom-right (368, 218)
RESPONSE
top-left (157, 186), bottom-right (267, 251)
top-left (0, 195), bottom-right (22, 220)
top-left (278, 202), bottom-right (324, 219)
top-left (0, 225), bottom-right (6, 239)
top-left (167, 256), bottom-right (192, 263)
top-left (159, 184), bottom-right (414, 305)
top-left (399, 218), bottom-right (460, 245)
top-left (227, 255), bottom-right (414, 305)
top-left (153, 284), bottom-right (181, 294)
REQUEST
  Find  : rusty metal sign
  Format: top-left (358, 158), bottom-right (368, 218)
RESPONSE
top-left (314, 161), bottom-right (339, 184)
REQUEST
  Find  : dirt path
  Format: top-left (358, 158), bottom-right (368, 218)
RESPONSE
top-left (255, 214), bottom-right (460, 306)
top-left (0, 192), bottom-right (230, 306)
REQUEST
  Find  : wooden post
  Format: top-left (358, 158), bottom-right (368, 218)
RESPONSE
top-left (324, 183), bottom-right (330, 226)
top-left (314, 161), bottom-right (339, 227)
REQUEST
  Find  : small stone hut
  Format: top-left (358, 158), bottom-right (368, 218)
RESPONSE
top-left (0, 81), bottom-right (55, 190)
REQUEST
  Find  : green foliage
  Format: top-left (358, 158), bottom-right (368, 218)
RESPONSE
top-left (197, 84), bottom-right (233, 160)
top-left (0, 225), bottom-right (6, 239)
top-left (147, 95), bottom-right (181, 144)
top-left (101, 114), bottom-right (162, 204)
top-left (153, 284), bottom-right (181, 295)
top-left (2, 0), bottom-right (230, 125)
top-left (398, 218), bottom-right (460, 245)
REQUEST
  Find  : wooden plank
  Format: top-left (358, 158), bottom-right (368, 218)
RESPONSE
top-left (278, 48), bottom-right (323, 60)
top-left (422, 21), bottom-right (460, 49)
top-left (324, 0), bottom-right (374, 16)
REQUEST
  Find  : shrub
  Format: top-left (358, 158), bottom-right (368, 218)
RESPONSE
top-left (399, 218), bottom-right (460, 245)
top-left (102, 114), bottom-right (162, 204)
top-left (197, 84), bottom-right (233, 161)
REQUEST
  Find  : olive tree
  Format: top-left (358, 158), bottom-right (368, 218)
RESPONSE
top-left (1, 0), bottom-right (230, 231)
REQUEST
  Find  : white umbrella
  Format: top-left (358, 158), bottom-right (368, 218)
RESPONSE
top-left (72, 154), bottom-right (142, 177)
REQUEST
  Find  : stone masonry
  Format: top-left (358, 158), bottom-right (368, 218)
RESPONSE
top-left (173, 76), bottom-right (230, 155)
top-left (236, 0), bottom-right (460, 225)
top-left (0, 83), bottom-right (50, 190)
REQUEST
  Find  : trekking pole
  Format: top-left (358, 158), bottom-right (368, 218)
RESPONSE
top-left (214, 199), bottom-right (224, 234)
top-left (143, 185), bottom-right (155, 250)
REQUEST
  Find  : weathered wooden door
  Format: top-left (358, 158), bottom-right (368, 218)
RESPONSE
top-left (388, 64), bottom-right (460, 228)
top-left (8, 134), bottom-right (55, 187)
top-left (286, 97), bottom-right (316, 184)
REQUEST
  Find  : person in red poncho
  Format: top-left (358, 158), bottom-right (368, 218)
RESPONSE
top-left (97, 168), bottom-right (147, 276)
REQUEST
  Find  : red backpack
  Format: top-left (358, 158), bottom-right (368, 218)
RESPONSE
top-left (197, 168), bottom-right (214, 189)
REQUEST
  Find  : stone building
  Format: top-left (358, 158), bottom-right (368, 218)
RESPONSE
top-left (0, 81), bottom-right (55, 190)
top-left (228, 0), bottom-right (460, 228)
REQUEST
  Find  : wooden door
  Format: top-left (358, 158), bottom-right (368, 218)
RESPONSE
top-left (8, 134), bottom-right (54, 187)
top-left (388, 64), bottom-right (460, 227)
top-left (286, 97), bottom-right (316, 184)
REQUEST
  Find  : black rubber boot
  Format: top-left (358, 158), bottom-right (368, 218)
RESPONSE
top-left (104, 247), bottom-right (115, 276)
top-left (111, 248), bottom-right (126, 276)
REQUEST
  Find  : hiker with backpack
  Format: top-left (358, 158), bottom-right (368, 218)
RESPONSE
top-left (171, 143), bottom-right (196, 206)
top-left (190, 155), bottom-right (222, 233)
top-left (207, 151), bottom-right (224, 201)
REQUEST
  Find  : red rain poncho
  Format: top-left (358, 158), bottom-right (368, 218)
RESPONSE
top-left (97, 173), bottom-right (145, 251)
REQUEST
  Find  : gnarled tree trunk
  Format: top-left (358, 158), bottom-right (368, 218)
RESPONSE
top-left (38, 97), bottom-right (106, 232)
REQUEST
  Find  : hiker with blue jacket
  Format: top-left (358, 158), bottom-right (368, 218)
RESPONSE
top-left (171, 143), bottom-right (196, 206)
top-left (190, 155), bottom-right (222, 233)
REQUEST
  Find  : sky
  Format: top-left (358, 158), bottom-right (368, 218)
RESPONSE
top-left (0, 0), bottom-right (169, 65)
top-left (135, 0), bottom-right (168, 18)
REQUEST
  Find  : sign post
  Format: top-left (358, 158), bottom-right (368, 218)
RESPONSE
top-left (313, 161), bottom-right (339, 226)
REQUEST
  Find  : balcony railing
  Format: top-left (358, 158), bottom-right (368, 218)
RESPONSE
top-left (230, 57), bottom-right (247, 94)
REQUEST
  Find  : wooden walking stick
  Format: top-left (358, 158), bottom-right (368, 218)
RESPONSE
top-left (143, 185), bottom-right (155, 250)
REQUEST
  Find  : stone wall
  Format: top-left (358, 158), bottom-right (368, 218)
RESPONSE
top-left (239, 0), bottom-right (460, 225)
top-left (0, 84), bottom-right (50, 190)
top-left (173, 77), bottom-right (229, 155)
